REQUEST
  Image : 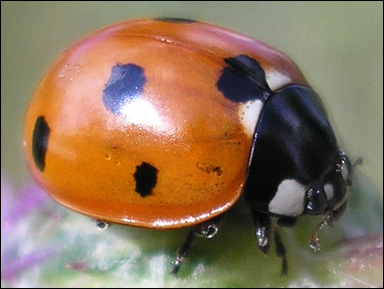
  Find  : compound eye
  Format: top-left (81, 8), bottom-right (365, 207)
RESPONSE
top-left (305, 186), bottom-right (327, 215)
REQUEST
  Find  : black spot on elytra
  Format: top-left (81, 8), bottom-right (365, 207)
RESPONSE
top-left (154, 17), bottom-right (197, 23)
top-left (217, 55), bottom-right (272, 103)
top-left (134, 162), bottom-right (158, 197)
top-left (32, 116), bottom-right (50, 172)
top-left (103, 64), bottom-right (146, 115)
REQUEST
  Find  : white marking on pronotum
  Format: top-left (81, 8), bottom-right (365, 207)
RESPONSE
top-left (238, 99), bottom-right (263, 137)
top-left (265, 70), bottom-right (292, 91)
top-left (268, 179), bottom-right (306, 217)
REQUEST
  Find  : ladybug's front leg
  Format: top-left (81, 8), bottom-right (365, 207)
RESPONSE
top-left (251, 209), bottom-right (272, 254)
top-left (171, 214), bottom-right (225, 275)
top-left (251, 209), bottom-right (288, 275)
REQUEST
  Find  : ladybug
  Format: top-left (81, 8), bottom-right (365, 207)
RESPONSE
top-left (23, 17), bottom-right (354, 274)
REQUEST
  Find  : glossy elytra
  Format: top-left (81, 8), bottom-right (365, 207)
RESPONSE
top-left (23, 17), bottom-right (354, 274)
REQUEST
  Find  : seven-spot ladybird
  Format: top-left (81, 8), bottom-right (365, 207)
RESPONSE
top-left (23, 17), bottom-right (354, 274)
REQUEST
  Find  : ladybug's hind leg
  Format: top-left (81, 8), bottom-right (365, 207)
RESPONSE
top-left (251, 209), bottom-right (288, 275)
top-left (171, 214), bottom-right (225, 275)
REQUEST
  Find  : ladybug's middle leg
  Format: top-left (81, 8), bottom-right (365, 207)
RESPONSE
top-left (171, 214), bottom-right (225, 275)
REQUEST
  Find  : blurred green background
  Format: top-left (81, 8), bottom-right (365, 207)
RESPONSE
top-left (1, 2), bottom-right (383, 288)
top-left (1, 1), bottom-right (383, 194)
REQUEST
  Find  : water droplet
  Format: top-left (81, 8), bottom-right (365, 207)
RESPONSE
top-left (104, 153), bottom-right (111, 160)
top-left (96, 220), bottom-right (110, 230)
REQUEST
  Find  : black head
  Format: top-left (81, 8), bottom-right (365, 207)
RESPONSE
top-left (244, 85), bottom-right (353, 222)
top-left (305, 151), bottom-right (352, 218)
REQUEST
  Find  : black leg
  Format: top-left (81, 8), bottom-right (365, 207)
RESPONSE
top-left (274, 229), bottom-right (288, 275)
top-left (251, 210), bottom-right (288, 275)
top-left (171, 228), bottom-right (197, 275)
top-left (251, 209), bottom-right (272, 254)
top-left (171, 214), bottom-right (224, 275)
